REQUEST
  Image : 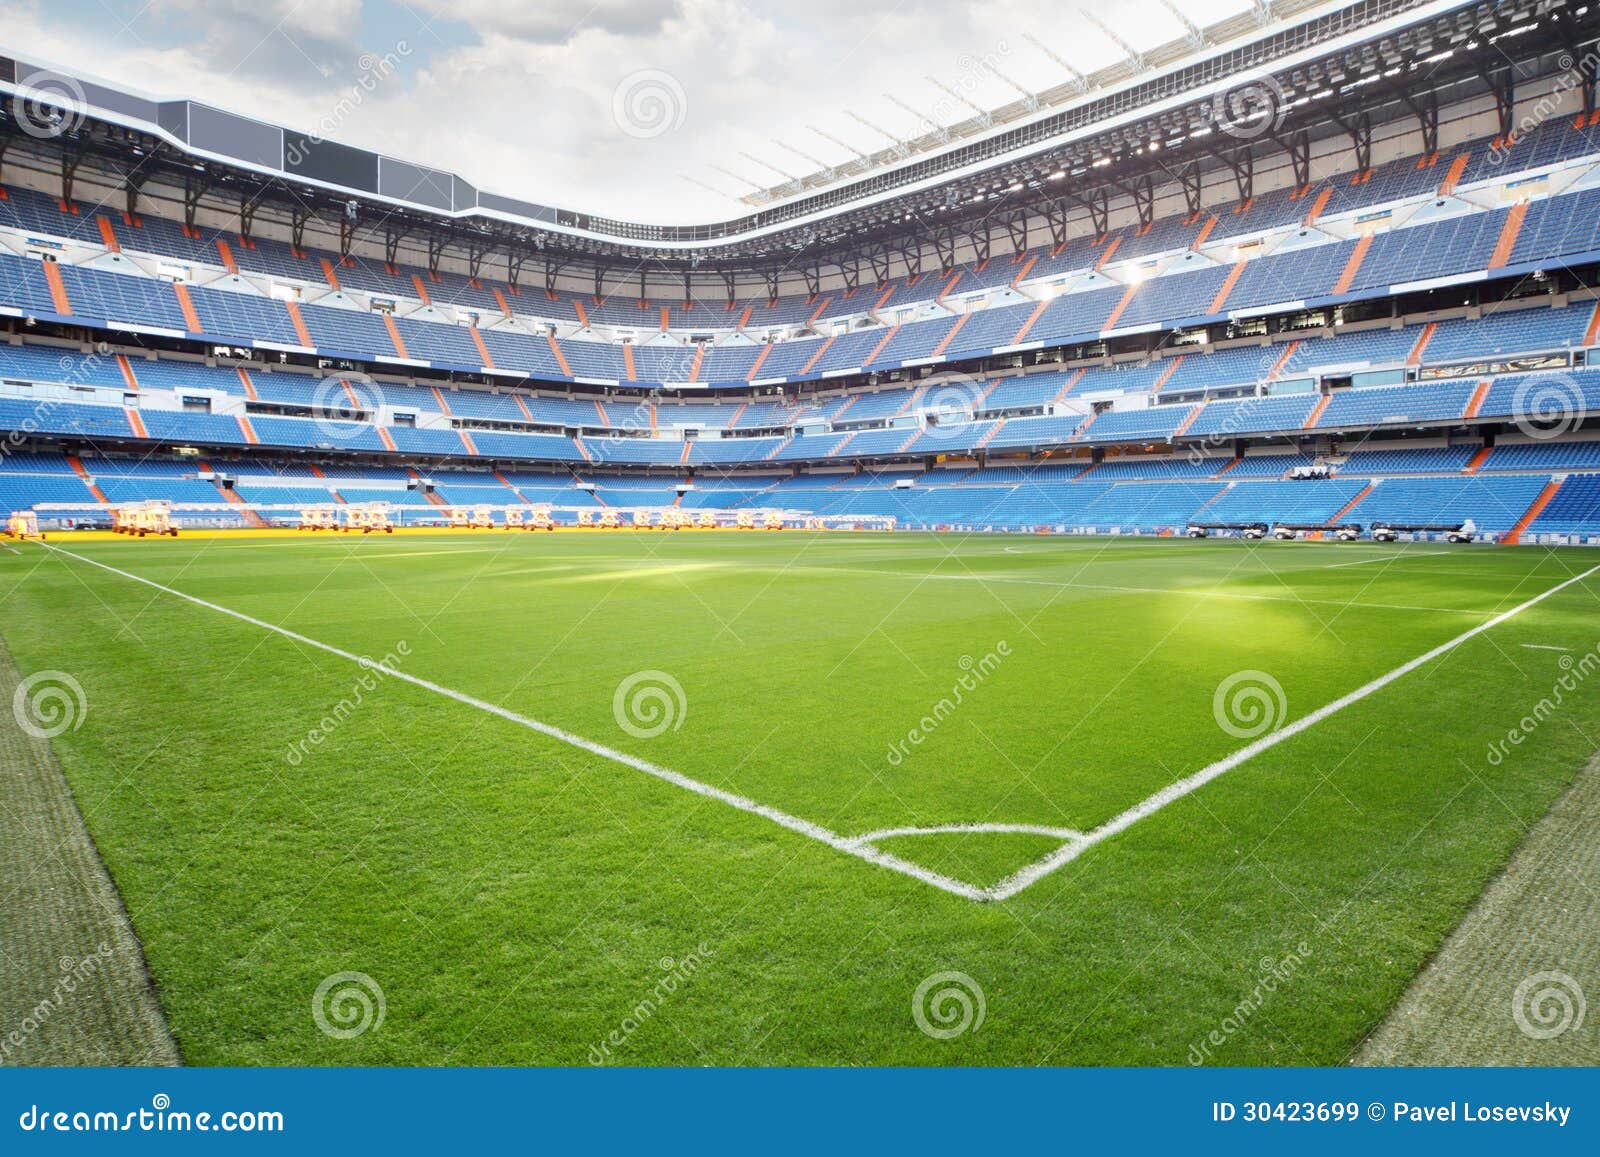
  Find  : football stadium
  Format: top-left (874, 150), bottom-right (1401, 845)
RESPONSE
top-left (2, 0), bottom-right (1600, 1092)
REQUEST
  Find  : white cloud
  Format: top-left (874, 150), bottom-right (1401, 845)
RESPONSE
top-left (406, 0), bottom-right (680, 42)
top-left (0, 0), bottom-right (1254, 222)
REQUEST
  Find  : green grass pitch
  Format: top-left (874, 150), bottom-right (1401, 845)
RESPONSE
top-left (2, 530), bottom-right (1597, 1065)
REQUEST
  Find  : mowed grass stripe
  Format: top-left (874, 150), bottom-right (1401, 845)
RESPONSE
top-left (0, 637), bottom-right (179, 1066)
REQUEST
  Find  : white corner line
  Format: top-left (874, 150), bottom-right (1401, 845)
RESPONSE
top-left (981, 561), bottom-right (1600, 902)
top-left (845, 822), bottom-right (1084, 848)
top-left (34, 543), bottom-right (988, 903)
top-left (1321, 550), bottom-right (1452, 568)
top-left (35, 545), bottom-right (1600, 906)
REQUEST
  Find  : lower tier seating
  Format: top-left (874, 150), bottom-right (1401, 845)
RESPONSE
top-left (6, 448), bottom-right (1597, 541)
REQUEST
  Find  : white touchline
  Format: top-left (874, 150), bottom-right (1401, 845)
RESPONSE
top-left (1321, 550), bottom-right (1451, 569)
top-left (780, 563), bottom-right (1493, 616)
top-left (980, 561), bottom-right (1600, 901)
top-left (37, 545), bottom-right (1600, 905)
top-left (36, 543), bottom-right (986, 903)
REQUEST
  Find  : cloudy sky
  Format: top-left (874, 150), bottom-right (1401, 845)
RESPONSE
top-left (1, 0), bottom-right (1259, 223)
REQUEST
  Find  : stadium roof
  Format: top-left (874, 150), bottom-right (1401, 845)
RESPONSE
top-left (0, 0), bottom-right (1588, 284)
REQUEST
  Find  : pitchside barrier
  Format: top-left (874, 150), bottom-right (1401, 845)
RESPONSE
top-left (22, 502), bottom-right (899, 534)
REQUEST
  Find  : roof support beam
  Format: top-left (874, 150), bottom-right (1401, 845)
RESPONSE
top-left (290, 206), bottom-right (311, 253)
top-left (1003, 209), bottom-right (1028, 256)
top-left (337, 205), bottom-right (357, 260)
top-left (970, 221), bottom-right (991, 267)
top-left (867, 245), bottom-right (892, 285)
top-left (1179, 160), bottom-right (1203, 217)
top-left (1329, 110), bottom-right (1372, 175)
top-left (1491, 65), bottom-right (1516, 140)
top-left (1272, 128), bottom-right (1311, 189)
top-left (238, 193), bottom-right (258, 242)
top-left (1067, 188), bottom-right (1110, 237)
top-left (1113, 174), bottom-right (1155, 229)
top-left (1043, 198), bottom-right (1070, 249)
top-left (182, 171), bottom-right (210, 230)
top-left (383, 225), bottom-right (410, 268)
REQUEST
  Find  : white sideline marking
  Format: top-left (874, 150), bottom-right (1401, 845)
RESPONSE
top-left (348, 549), bottom-right (495, 560)
top-left (1521, 643), bottom-right (1573, 652)
top-left (37, 545), bottom-right (1600, 904)
top-left (35, 544), bottom-right (987, 902)
top-left (781, 563), bottom-right (1494, 617)
top-left (1321, 550), bottom-right (1451, 569)
top-left (845, 821), bottom-right (1084, 848)
top-left (981, 562), bottom-right (1600, 901)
